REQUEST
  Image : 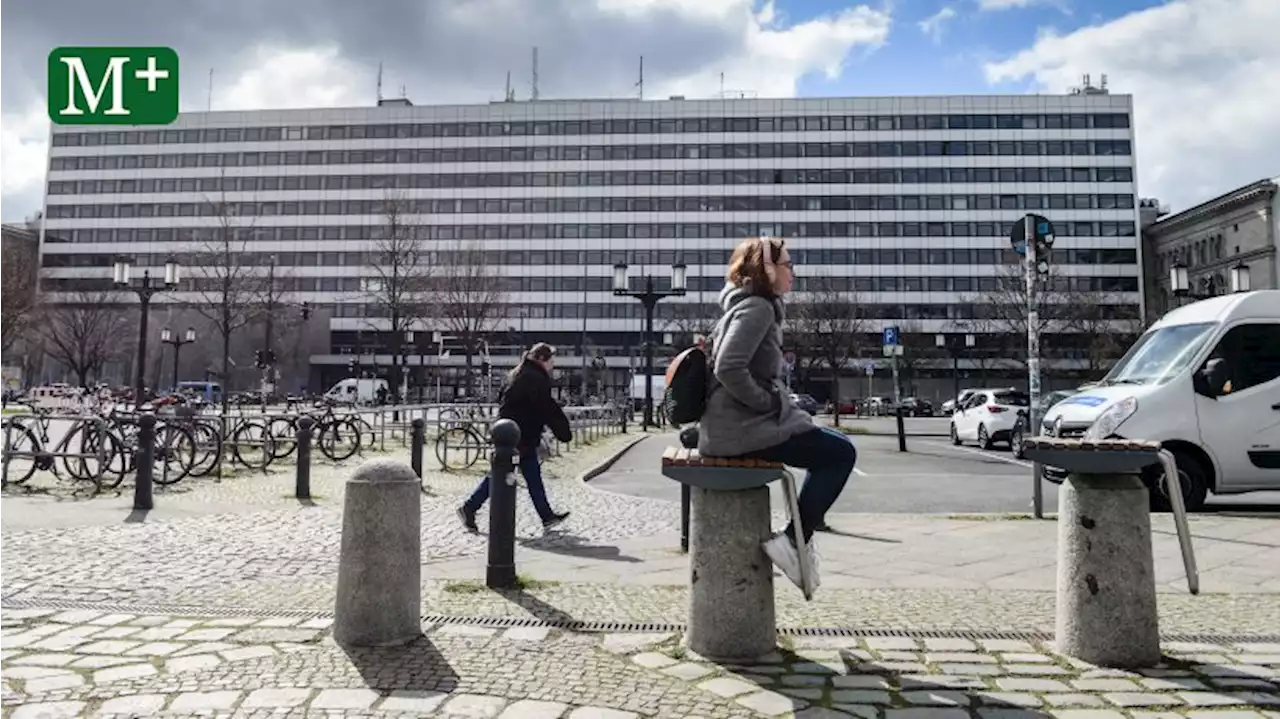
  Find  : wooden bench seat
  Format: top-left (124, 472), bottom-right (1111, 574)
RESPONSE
top-left (661, 447), bottom-right (784, 470)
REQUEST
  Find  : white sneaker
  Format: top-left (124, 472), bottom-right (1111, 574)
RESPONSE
top-left (802, 539), bottom-right (822, 596)
top-left (762, 533), bottom-right (804, 590)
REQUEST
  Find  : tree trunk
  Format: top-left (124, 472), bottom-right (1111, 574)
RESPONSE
top-left (75, 367), bottom-right (89, 389)
top-left (831, 374), bottom-right (841, 428)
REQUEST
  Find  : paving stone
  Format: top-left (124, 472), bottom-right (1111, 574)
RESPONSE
top-left (95, 694), bottom-right (166, 716)
top-left (978, 710), bottom-right (1048, 719)
top-left (781, 688), bottom-right (827, 700)
top-left (1185, 714), bottom-right (1268, 719)
top-left (830, 690), bottom-right (892, 705)
top-left (900, 675), bottom-right (987, 689)
top-left (1235, 645), bottom-right (1280, 654)
top-left (781, 674), bottom-right (830, 687)
top-left (241, 687), bottom-right (312, 709)
top-left (205, 617), bottom-right (257, 627)
top-left (3, 610), bottom-right (55, 620)
top-left (175, 627), bottom-right (237, 641)
top-left (866, 637), bottom-right (919, 651)
top-left (503, 626), bottom-right (551, 642)
top-left (830, 705), bottom-right (879, 719)
top-left (566, 708), bottom-right (640, 719)
top-left (173, 641), bottom-right (238, 656)
top-left (231, 627), bottom-right (324, 643)
top-left (832, 675), bottom-right (892, 689)
top-left (86, 613), bottom-right (136, 627)
top-left (736, 690), bottom-right (809, 716)
top-left (1141, 677), bottom-right (1211, 691)
top-left (1178, 692), bottom-right (1248, 707)
top-left (7, 652), bottom-right (77, 666)
top-left (876, 661), bottom-right (932, 673)
top-left (126, 616), bottom-right (171, 627)
top-left (74, 640), bottom-right (139, 655)
top-left (124, 641), bottom-right (185, 656)
top-left (298, 617), bottom-right (334, 630)
top-left (998, 678), bottom-right (1072, 692)
top-left (1211, 679), bottom-right (1279, 691)
top-left (927, 652), bottom-right (998, 664)
top-left (93, 663), bottom-right (158, 683)
top-left (631, 652), bottom-right (677, 669)
top-left (1044, 695), bottom-right (1106, 707)
top-left (902, 690), bottom-right (972, 706)
top-left (131, 627), bottom-right (185, 641)
top-left (794, 709), bottom-right (860, 719)
top-left (161, 619), bottom-right (201, 629)
top-left (10, 702), bottom-right (86, 719)
top-left (164, 653), bottom-right (223, 673)
top-left (980, 639), bottom-right (1038, 652)
top-left (48, 610), bottom-right (103, 624)
top-left (938, 663), bottom-right (1003, 676)
top-left (1104, 693), bottom-right (1184, 707)
top-left (792, 661), bottom-right (838, 674)
top-left (699, 677), bottom-right (762, 698)
top-left (980, 693), bottom-right (1044, 708)
top-left (1073, 679), bottom-right (1144, 691)
top-left (663, 662), bottom-right (714, 681)
top-left (1129, 713), bottom-right (1182, 719)
top-left (220, 645), bottom-right (276, 661)
top-left (254, 616), bottom-right (303, 627)
top-left (599, 633), bottom-right (674, 654)
top-left (24, 674), bottom-right (87, 692)
top-left (68, 656), bottom-right (136, 669)
top-left (310, 688), bottom-right (380, 710)
top-left (1236, 694), bottom-right (1280, 706)
top-left (923, 638), bottom-right (979, 651)
top-left (379, 690), bottom-right (449, 713)
top-left (90, 627), bottom-right (140, 639)
top-left (882, 651), bottom-right (924, 661)
top-left (1001, 653), bottom-right (1055, 663)
top-left (1049, 711), bottom-right (1127, 719)
top-left (885, 709), bottom-right (970, 719)
top-left (3, 666), bottom-right (74, 679)
top-left (499, 699), bottom-right (570, 718)
top-left (1006, 664), bottom-right (1071, 675)
top-left (169, 690), bottom-right (242, 712)
top-left (1168, 643), bottom-right (1231, 653)
top-left (442, 690), bottom-right (506, 711)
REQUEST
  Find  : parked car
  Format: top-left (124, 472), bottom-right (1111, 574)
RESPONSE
top-left (865, 396), bottom-right (896, 416)
top-left (1010, 389), bottom-right (1078, 458)
top-left (950, 388), bottom-right (1030, 450)
top-left (900, 397), bottom-right (934, 417)
top-left (789, 393), bottom-right (820, 415)
top-left (940, 388), bottom-right (981, 416)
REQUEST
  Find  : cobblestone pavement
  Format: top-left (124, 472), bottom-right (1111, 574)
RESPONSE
top-left (2, 609), bottom-right (1278, 718)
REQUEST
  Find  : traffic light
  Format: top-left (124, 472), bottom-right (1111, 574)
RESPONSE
top-left (254, 350), bottom-right (264, 369)
top-left (265, 349), bottom-right (277, 366)
top-left (347, 359), bottom-right (357, 376)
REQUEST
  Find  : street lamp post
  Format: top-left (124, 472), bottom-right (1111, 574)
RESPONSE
top-left (1170, 261), bottom-right (1251, 302)
top-left (612, 262), bottom-right (687, 430)
top-left (161, 327), bottom-right (197, 392)
top-left (114, 257), bottom-right (179, 408)
top-left (935, 332), bottom-right (976, 402)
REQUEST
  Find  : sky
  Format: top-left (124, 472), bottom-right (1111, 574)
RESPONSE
top-left (2, 0), bottom-right (1277, 222)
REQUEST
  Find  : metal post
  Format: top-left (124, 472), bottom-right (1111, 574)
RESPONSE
top-left (486, 418), bottom-right (521, 589)
top-left (643, 285), bottom-right (656, 431)
top-left (295, 416), bottom-right (314, 500)
top-left (896, 405), bottom-right (907, 453)
top-left (680, 483), bottom-right (691, 553)
top-left (134, 413), bottom-right (156, 510)
top-left (410, 417), bottom-right (425, 478)
top-left (133, 289), bottom-right (151, 409)
top-left (952, 349), bottom-right (960, 404)
top-left (1025, 213), bottom-right (1044, 519)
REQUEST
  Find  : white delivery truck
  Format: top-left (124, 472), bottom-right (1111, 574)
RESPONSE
top-left (1040, 290), bottom-right (1280, 511)
top-left (324, 378), bottom-right (388, 405)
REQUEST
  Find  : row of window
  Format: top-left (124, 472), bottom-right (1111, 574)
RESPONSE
top-left (46, 166), bottom-right (1136, 196)
top-left (50, 113), bottom-right (1133, 147)
top-left (47, 140), bottom-right (1135, 172)
top-left (40, 281), bottom-right (1141, 322)
top-left (45, 193), bottom-right (1139, 220)
top-left (43, 219), bottom-right (1140, 242)
top-left (43, 247), bottom-right (1136, 269)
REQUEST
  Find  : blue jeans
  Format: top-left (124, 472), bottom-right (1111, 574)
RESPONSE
top-left (463, 449), bottom-right (555, 522)
top-left (744, 427), bottom-right (857, 541)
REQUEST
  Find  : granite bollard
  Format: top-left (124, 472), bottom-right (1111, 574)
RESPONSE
top-left (686, 485), bottom-right (776, 660)
top-left (334, 458), bottom-right (422, 647)
top-left (1056, 473), bottom-right (1160, 667)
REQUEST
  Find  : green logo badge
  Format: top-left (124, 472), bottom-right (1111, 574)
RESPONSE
top-left (48, 47), bottom-right (179, 125)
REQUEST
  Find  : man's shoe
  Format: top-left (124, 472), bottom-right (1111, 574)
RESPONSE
top-left (542, 511), bottom-right (571, 530)
top-left (457, 506), bottom-right (478, 534)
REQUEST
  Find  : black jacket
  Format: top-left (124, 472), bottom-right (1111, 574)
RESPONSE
top-left (500, 360), bottom-right (572, 452)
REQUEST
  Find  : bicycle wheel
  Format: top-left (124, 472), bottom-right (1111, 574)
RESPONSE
top-left (1, 421), bottom-right (41, 484)
top-left (60, 421), bottom-right (119, 490)
top-left (318, 418), bottom-right (361, 462)
top-left (188, 421), bottom-right (223, 477)
top-left (267, 417), bottom-right (298, 460)
top-left (231, 419), bottom-right (274, 470)
top-left (152, 424), bottom-right (197, 485)
top-left (434, 426), bottom-right (484, 470)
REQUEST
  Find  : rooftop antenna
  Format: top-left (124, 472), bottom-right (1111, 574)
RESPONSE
top-left (504, 71), bottom-right (515, 102)
top-left (531, 47), bottom-right (540, 101)
top-left (636, 55), bottom-right (644, 100)
top-left (376, 61), bottom-right (384, 103)
top-left (720, 72), bottom-right (725, 97)
top-left (400, 84), bottom-right (407, 98)
top-left (206, 68), bottom-right (214, 111)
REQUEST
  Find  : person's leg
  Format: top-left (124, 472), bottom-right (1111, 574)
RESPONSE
top-left (458, 474), bottom-right (491, 532)
top-left (747, 428), bottom-right (857, 541)
top-left (519, 450), bottom-right (570, 527)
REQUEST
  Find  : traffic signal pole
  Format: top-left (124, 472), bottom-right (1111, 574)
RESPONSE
top-left (1024, 213), bottom-right (1044, 519)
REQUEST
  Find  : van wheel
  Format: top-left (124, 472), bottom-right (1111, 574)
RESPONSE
top-left (977, 424), bottom-right (993, 450)
top-left (1148, 450), bottom-right (1209, 513)
top-left (950, 422), bottom-right (961, 445)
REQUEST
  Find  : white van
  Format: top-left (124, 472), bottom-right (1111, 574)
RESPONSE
top-left (1040, 290), bottom-right (1280, 511)
top-left (324, 378), bottom-right (388, 405)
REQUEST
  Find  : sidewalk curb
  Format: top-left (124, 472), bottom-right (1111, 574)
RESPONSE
top-left (579, 434), bottom-right (649, 483)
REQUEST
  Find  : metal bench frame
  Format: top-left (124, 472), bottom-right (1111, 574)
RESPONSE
top-left (661, 447), bottom-right (816, 601)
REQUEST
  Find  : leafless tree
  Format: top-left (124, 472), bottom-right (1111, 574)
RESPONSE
top-left (183, 192), bottom-right (266, 414)
top-left (792, 276), bottom-right (867, 426)
top-left (1065, 289), bottom-right (1139, 377)
top-left (963, 260), bottom-right (1080, 372)
top-left (34, 292), bottom-right (133, 387)
top-left (363, 195), bottom-right (432, 401)
top-left (661, 300), bottom-right (720, 348)
top-left (1, 241), bottom-right (39, 354)
top-left (437, 242), bottom-right (508, 394)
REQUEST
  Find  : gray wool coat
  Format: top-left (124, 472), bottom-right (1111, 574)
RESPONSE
top-left (698, 283), bottom-right (815, 457)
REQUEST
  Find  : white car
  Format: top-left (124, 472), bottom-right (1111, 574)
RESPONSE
top-left (950, 388), bottom-right (1030, 450)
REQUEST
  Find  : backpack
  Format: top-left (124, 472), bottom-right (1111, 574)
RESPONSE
top-left (662, 346), bottom-right (710, 426)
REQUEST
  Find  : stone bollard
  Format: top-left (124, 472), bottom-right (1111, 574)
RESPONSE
top-left (133, 413), bottom-right (156, 510)
top-left (1056, 473), bottom-right (1160, 667)
top-left (686, 486), bottom-right (776, 660)
top-left (410, 418), bottom-right (425, 479)
top-left (486, 419), bottom-right (521, 589)
top-left (334, 458), bottom-right (422, 646)
top-left (295, 416), bottom-right (315, 500)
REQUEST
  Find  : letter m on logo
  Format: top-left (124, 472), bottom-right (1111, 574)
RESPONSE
top-left (48, 47), bottom-right (179, 125)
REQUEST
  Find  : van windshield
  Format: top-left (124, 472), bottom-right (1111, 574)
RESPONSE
top-left (1100, 322), bottom-right (1217, 386)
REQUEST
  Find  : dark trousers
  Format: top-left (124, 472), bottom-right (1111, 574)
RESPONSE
top-left (744, 427), bottom-right (857, 541)
top-left (463, 449), bottom-right (555, 522)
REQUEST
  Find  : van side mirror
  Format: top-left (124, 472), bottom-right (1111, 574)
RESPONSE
top-left (1194, 358), bottom-right (1229, 398)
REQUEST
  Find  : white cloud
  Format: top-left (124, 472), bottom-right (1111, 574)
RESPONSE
top-left (0, 0), bottom-right (892, 221)
top-left (918, 7), bottom-right (957, 44)
top-left (984, 0), bottom-right (1280, 211)
top-left (976, 0), bottom-right (1040, 9)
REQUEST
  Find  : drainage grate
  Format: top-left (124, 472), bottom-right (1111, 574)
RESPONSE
top-left (5, 597), bottom-right (1278, 644)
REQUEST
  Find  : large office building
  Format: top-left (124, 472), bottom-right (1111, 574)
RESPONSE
top-left (38, 91), bottom-right (1142, 399)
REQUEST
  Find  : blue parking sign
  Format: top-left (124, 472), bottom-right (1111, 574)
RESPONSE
top-left (882, 326), bottom-right (899, 346)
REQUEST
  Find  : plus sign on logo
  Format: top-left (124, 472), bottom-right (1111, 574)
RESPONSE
top-left (48, 47), bottom-right (179, 125)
